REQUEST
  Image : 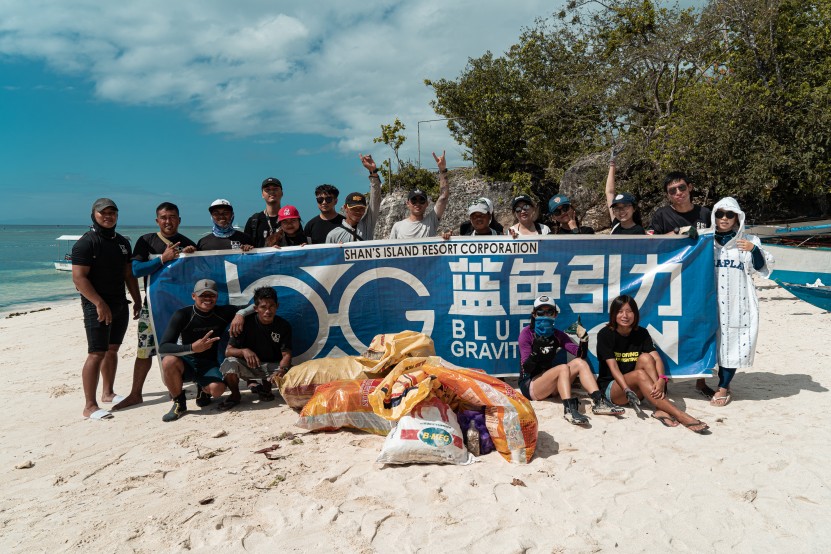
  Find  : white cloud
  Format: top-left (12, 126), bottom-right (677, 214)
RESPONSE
top-left (0, 0), bottom-right (557, 163)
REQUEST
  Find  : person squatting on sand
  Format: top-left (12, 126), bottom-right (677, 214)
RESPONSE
top-left (219, 286), bottom-right (293, 411)
top-left (388, 150), bottom-right (450, 239)
top-left (518, 295), bottom-right (624, 424)
top-left (158, 279), bottom-right (252, 422)
top-left (72, 198), bottom-right (142, 420)
top-left (596, 295), bottom-right (709, 433)
top-left (704, 197), bottom-right (774, 407)
top-left (114, 202), bottom-right (197, 411)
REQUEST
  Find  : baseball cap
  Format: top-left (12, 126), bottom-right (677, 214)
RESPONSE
top-left (478, 197), bottom-right (494, 214)
top-left (91, 198), bottom-right (118, 213)
top-left (209, 199), bottom-right (233, 212)
top-left (193, 279), bottom-right (218, 296)
top-left (548, 194), bottom-right (571, 213)
top-left (533, 295), bottom-right (559, 313)
top-left (408, 189), bottom-right (428, 202)
top-left (511, 195), bottom-right (535, 210)
top-left (468, 199), bottom-right (490, 216)
top-left (611, 192), bottom-right (636, 207)
top-left (344, 192), bottom-right (367, 208)
top-left (277, 205), bottom-right (300, 221)
top-left (261, 177), bottom-right (282, 189)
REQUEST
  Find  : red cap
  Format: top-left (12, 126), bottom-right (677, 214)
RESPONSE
top-left (277, 205), bottom-right (300, 222)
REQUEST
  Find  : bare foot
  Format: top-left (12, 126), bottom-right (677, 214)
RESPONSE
top-left (101, 392), bottom-right (119, 403)
top-left (113, 394), bottom-right (143, 411)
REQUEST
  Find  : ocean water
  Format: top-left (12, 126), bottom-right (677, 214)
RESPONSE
top-left (0, 225), bottom-right (209, 313)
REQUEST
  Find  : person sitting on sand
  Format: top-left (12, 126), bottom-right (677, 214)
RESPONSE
top-left (218, 286), bottom-right (293, 410)
top-left (114, 202), bottom-right (197, 411)
top-left (157, 279), bottom-right (250, 422)
top-left (596, 295), bottom-right (709, 433)
top-left (604, 159), bottom-right (646, 235)
top-left (71, 198), bottom-right (142, 420)
top-left (704, 197), bottom-right (773, 407)
top-left (518, 295), bottom-right (624, 424)
top-left (507, 195), bottom-right (550, 237)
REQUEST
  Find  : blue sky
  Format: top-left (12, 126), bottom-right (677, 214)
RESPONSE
top-left (0, 1), bottom-right (701, 226)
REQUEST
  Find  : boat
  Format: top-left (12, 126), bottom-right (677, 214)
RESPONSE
top-left (748, 220), bottom-right (831, 311)
top-left (54, 235), bottom-right (82, 271)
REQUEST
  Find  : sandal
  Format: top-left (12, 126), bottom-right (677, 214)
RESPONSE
top-left (683, 420), bottom-right (709, 434)
top-left (651, 413), bottom-right (679, 427)
top-left (218, 397), bottom-right (241, 411)
top-left (710, 394), bottom-right (731, 407)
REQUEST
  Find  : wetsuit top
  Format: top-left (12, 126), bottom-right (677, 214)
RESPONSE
top-left (159, 304), bottom-right (242, 363)
top-left (71, 229), bottom-right (132, 304)
top-left (131, 232), bottom-right (197, 288)
top-left (228, 314), bottom-right (293, 363)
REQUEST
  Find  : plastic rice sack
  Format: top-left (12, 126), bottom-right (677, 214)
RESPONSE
top-left (274, 357), bottom-right (372, 410)
top-left (376, 396), bottom-right (474, 465)
top-left (354, 331), bottom-right (436, 373)
top-left (296, 379), bottom-right (392, 436)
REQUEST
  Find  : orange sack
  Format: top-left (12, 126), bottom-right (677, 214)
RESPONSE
top-left (296, 379), bottom-right (392, 436)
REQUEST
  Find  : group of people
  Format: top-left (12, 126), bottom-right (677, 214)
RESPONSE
top-left (70, 150), bottom-right (772, 432)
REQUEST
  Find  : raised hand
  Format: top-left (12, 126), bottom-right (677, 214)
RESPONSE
top-left (359, 153), bottom-right (377, 173)
top-left (432, 150), bottom-right (447, 172)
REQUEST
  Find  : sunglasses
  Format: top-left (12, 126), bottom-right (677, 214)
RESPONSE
top-left (536, 308), bottom-right (557, 316)
top-left (715, 210), bottom-right (737, 219)
top-left (410, 197), bottom-right (427, 205)
top-left (667, 184), bottom-right (688, 195)
top-left (552, 205), bottom-right (570, 216)
top-left (316, 196), bottom-right (335, 204)
top-left (514, 204), bottom-right (532, 213)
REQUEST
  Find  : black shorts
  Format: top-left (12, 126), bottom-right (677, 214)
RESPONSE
top-left (81, 297), bottom-right (129, 353)
top-left (518, 375), bottom-right (532, 400)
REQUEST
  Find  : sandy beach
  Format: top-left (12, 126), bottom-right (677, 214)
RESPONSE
top-left (1, 278), bottom-right (829, 553)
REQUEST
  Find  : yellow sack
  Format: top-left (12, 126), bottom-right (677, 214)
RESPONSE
top-left (275, 357), bottom-right (373, 410)
top-left (354, 331), bottom-right (436, 373)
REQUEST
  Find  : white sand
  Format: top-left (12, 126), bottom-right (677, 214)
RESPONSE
top-left (1, 279), bottom-right (830, 552)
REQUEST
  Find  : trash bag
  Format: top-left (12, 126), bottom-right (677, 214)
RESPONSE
top-left (296, 379), bottom-right (392, 436)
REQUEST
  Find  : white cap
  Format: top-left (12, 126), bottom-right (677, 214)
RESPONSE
top-left (209, 198), bottom-right (233, 212)
top-left (467, 200), bottom-right (490, 216)
top-left (533, 295), bottom-right (559, 313)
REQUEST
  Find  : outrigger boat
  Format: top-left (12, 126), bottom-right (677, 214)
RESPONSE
top-left (746, 220), bottom-right (831, 311)
top-left (54, 235), bottom-right (82, 271)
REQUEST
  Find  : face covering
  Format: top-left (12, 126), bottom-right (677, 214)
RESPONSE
top-left (211, 213), bottom-right (236, 238)
top-left (534, 316), bottom-right (557, 338)
top-left (90, 213), bottom-right (116, 239)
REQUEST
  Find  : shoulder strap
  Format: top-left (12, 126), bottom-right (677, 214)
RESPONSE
top-left (156, 232), bottom-right (174, 247)
top-left (339, 222), bottom-right (363, 241)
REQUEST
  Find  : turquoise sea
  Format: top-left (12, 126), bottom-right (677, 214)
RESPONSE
top-left (0, 225), bottom-right (209, 313)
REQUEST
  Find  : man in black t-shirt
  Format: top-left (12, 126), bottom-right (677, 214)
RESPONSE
top-left (114, 202), bottom-right (198, 411)
top-left (197, 199), bottom-right (255, 251)
top-left (647, 172), bottom-right (712, 235)
top-left (244, 177), bottom-right (284, 247)
top-left (219, 287), bottom-right (293, 410)
top-left (304, 183), bottom-right (345, 244)
top-left (71, 198), bottom-right (141, 420)
top-left (158, 279), bottom-right (249, 422)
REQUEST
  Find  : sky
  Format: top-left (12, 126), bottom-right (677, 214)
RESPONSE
top-left (0, 0), bottom-right (562, 225)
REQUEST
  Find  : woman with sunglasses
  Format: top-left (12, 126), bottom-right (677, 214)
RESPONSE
top-left (597, 295), bottom-right (709, 432)
top-left (518, 296), bottom-right (624, 424)
top-left (547, 194), bottom-right (595, 235)
top-left (507, 195), bottom-right (550, 237)
top-left (705, 197), bottom-right (773, 406)
top-left (604, 159), bottom-right (645, 235)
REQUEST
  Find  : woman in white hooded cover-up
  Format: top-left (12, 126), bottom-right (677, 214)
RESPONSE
top-left (708, 197), bottom-right (774, 406)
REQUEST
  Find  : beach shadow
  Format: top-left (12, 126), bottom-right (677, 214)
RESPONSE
top-left (533, 431), bottom-right (559, 459)
top-left (673, 373), bottom-right (827, 402)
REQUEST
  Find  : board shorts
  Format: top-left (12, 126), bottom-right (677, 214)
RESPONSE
top-left (81, 297), bottom-right (129, 353)
top-left (178, 355), bottom-right (224, 389)
top-left (603, 382), bottom-right (628, 407)
top-left (136, 301), bottom-right (156, 359)
top-left (219, 358), bottom-right (281, 380)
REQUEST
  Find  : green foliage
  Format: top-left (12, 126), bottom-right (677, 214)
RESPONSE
top-left (380, 161), bottom-right (439, 197)
top-left (373, 118), bottom-right (407, 171)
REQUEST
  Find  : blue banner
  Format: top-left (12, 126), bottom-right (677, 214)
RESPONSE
top-left (148, 235), bottom-right (717, 377)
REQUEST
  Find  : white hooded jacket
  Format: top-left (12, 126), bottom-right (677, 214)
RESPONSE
top-left (712, 197), bottom-right (774, 368)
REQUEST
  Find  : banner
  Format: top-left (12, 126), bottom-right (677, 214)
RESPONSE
top-left (148, 235), bottom-right (717, 377)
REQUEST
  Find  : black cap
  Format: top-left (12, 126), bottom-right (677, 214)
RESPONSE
top-left (511, 195), bottom-right (535, 210)
top-left (408, 189), bottom-right (428, 202)
top-left (262, 177), bottom-right (282, 189)
top-left (344, 192), bottom-right (367, 208)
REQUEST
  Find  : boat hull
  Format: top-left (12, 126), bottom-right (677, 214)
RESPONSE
top-left (765, 243), bottom-right (831, 311)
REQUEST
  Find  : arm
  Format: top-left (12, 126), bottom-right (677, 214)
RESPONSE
top-left (225, 343), bottom-right (261, 369)
top-left (158, 310), bottom-right (193, 355)
top-left (605, 160), bottom-right (616, 221)
top-left (648, 351), bottom-right (667, 399)
top-left (432, 150), bottom-right (450, 220)
top-left (131, 241), bottom-right (180, 278)
top-left (72, 265), bottom-right (111, 324)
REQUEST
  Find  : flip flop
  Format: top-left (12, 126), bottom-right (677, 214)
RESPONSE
top-left (651, 413), bottom-right (679, 427)
top-left (683, 420), bottom-right (709, 434)
top-left (218, 397), bottom-right (241, 411)
top-left (710, 394), bottom-right (731, 407)
top-left (86, 408), bottom-right (113, 420)
top-left (696, 384), bottom-right (716, 399)
top-left (102, 394), bottom-right (126, 404)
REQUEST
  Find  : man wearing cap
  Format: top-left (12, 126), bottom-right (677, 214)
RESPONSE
top-left (647, 171), bottom-right (711, 236)
top-left (460, 197), bottom-right (503, 235)
top-left (157, 279), bottom-right (251, 422)
top-left (197, 199), bottom-right (255, 251)
top-left (303, 184), bottom-right (344, 244)
top-left (244, 177), bottom-right (284, 248)
top-left (547, 194), bottom-right (595, 235)
top-left (388, 151), bottom-right (450, 239)
top-left (218, 286), bottom-right (293, 410)
top-left (113, 202), bottom-right (198, 411)
top-left (324, 153), bottom-right (382, 243)
top-left (71, 198), bottom-right (142, 420)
